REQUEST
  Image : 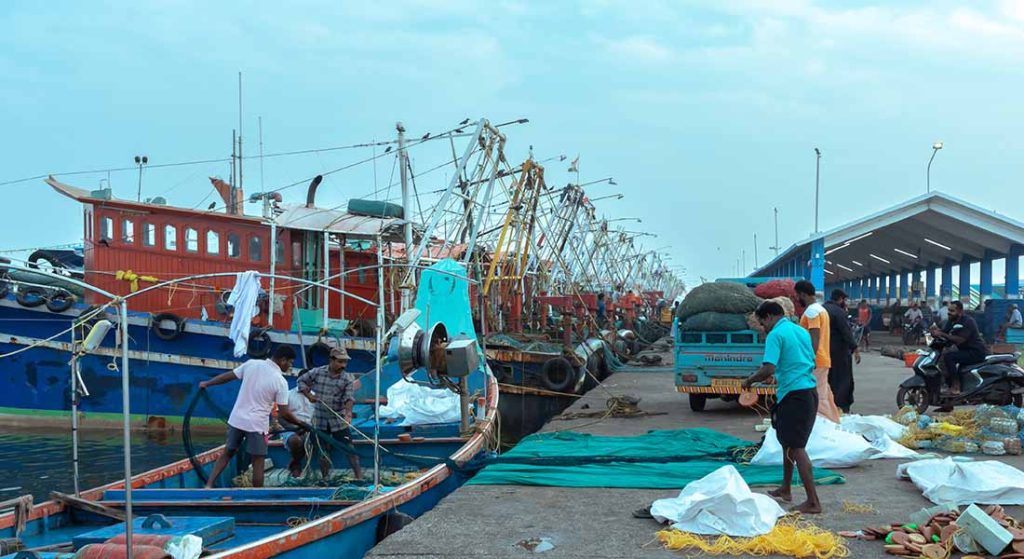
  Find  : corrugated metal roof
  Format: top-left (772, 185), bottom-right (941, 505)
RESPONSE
top-left (273, 204), bottom-right (416, 241)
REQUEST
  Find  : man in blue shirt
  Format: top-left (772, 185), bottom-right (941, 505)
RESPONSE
top-left (742, 301), bottom-right (822, 514)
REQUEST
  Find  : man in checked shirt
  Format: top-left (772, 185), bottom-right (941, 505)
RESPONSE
top-left (297, 346), bottom-right (364, 480)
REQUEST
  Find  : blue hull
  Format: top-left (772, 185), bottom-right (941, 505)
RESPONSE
top-left (0, 295), bottom-right (388, 423)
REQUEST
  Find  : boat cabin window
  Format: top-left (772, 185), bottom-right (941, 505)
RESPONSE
top-left (249, 236), bottom-right (263, 262)
top-left (276, 237), bottom-right (284, 262)
top-left (165, 225), bottom-right (177, 251)
top-left (292, 241), bottom-right (302, 269)
top-left (206, 230), bottom-right (220, 255)
top-left (85, 209), bottom-right (93, 240)
top-left (121, 219), bottom-right (135, 244)
top-left (185, 227), bottom-right (199, 252)
top-left (227, 233), bottom-right (241, 258)
top-left (100, 216), bottom-right (113, 241)
top-left (143, 223), bottom-right (156, 247)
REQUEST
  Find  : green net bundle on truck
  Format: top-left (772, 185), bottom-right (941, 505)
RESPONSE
top-left (675, 282), bottom-right (763, 332)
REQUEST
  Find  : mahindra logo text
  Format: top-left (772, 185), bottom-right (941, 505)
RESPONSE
top-left (705, 354), bottom-right (754, 363)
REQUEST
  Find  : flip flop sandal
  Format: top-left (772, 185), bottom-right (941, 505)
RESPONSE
top-left (632, 505), bottom-right (653, 519)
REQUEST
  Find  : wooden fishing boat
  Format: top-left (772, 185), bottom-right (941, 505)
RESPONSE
top-left (0, 373), bottom-right (496, 559)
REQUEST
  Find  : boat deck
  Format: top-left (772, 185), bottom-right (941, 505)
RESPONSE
top-left (367, 350), bottom-right (1024, 558)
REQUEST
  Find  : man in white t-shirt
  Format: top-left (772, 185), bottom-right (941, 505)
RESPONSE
top-left (199, 345), bottom-right (305, 488)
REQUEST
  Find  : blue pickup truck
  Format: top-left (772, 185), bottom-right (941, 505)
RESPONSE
top-left (673, 278), bottom-right (799, 411)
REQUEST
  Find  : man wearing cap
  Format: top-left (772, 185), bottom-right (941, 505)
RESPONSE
top-left (297, 347), bottom-right (363, 480)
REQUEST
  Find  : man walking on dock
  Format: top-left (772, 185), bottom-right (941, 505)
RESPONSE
top-left (298, 347), bottom-right (364, 481)
top-left (823, 289), bottom-right (859, 413)
top-left (742, 301), bottom-right (823, 514)
top-left (199, 345), bottom-right (305, 488)
top-left (794, 280), bottom-right (841, 423)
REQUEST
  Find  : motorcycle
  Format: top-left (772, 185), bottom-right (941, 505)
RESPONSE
top-left (902, 318), bottom-right (925, 346)
top-left (896, 334), bottom-right (1024, 414)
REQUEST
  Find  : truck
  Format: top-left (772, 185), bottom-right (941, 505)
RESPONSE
top-left (674, 277), bottom-right (800, 411)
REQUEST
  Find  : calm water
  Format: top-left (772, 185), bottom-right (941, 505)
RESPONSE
top-left (0, 427), bottom-right (223, 502)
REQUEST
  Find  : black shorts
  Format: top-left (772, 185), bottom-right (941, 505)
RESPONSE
top-left (772, 388), bottom-right (818, 449)
top-left (225, 425), bottom-right (268, 456)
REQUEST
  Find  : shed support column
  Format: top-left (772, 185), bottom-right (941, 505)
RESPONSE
top-left (925, 266), bottom-right (936, 307)
top-left (941, 259), bottom-right (954, 302)
top-left (879, 275), bottom-right (887, 305)
top-left (1007, 244), bottom-right (1023, 300)
top-left (889, 272), bottom-right (898, 304)
top-left (980, 250), bottom-right (996, 302)
top-left (810, 239), bottom-right (825, 294)
top-left (900, 270), bottom-right (910, 304)
top-left (960, 256), bottom-right (972, 304)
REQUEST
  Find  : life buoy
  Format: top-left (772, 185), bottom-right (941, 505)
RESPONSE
top-left (247, 328), bottom-right (273, 358)
top-left (151, 312), bottom-right (185, 341)
top-left (16, 287), bottom-right (46, 308)
top-left (45, 289), bottom-right (74, 313)
top-left (305, 341), bottom-right (332, 367)
top-left (539, 357), bottom-right (576, 393)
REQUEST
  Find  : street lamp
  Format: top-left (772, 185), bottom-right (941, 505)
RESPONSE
top-left (134, 155), bottom-right (148, 202)
top-left (606, 217), bottom-right (642, 224)
top-left (927, 142), bottom-right (943, 193)
top-left (589, 193), bottom-right (623, 203)
top-left (814, 148), bottom-right (821, 233)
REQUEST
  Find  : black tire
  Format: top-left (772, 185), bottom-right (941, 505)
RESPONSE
top-left (376, 511), bottom-right (414, 543)
top-left (44, 289), bottom-right (74, 313)
top-left (689, 393), bottom-right (707, 412)
top-left (306, 341), bottom-right (332, 368)
top-left (247, 329), bottom-right (273, 358)
top-left (539, 357), bottom-right (576, 393)
top-left (0, 280), bottom-right (9, 299)
top-left (1012, 393), bottom-right (1023, 408)
top-left (151, 312), bottom-right (185, 341)
top-left (896, 385), bottom-right (931, 414)
top-left (16, 287), bottom-right (46, 308)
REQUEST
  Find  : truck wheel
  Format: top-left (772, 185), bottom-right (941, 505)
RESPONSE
top-left (688, 394), bottom-right (707, 412)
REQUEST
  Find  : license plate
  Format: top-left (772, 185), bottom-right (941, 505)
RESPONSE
top-left (711, 378), bottom-right (743, 387)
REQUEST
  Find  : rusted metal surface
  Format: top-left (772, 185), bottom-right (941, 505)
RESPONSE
top-left (485, 348), bottom-right (554, 363)
top-left (497, 383), bottom-right (578, 398)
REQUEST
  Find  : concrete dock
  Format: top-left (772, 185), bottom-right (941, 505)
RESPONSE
top-left (368, 346), bottom-right (1024, 559)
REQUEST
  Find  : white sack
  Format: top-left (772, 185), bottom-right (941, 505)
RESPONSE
top-left (840, 414), bottom-right (907, 442)
top-left (650, 465), bottom-right (785, 537)
top-left (897, 458), bottom-right (1024, 505)
top-left (166, 535), bottom-right (203, 559)
top-left (377, 380), bottom-right (460, 425)
top-left (752, 416), bottom-right (916, 468)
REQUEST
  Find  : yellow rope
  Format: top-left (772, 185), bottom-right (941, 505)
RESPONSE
top-left (657, 518), bottom-right (849, 558)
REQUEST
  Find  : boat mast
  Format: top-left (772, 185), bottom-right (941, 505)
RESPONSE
top-left (397, 122), bottom-right (413, 312)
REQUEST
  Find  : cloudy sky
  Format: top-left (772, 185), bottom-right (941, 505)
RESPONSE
top-left (3, 0), bottom-right (1024, 285)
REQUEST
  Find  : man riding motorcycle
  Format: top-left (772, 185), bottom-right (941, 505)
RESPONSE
top-left (928, 300), bottom-right (987, 396)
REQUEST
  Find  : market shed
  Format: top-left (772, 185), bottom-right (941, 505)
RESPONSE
top-left (750, 192), bottom-right (1024, 303)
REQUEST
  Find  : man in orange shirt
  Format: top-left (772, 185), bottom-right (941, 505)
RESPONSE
top-left (794, 280), bottom-right (841, 423)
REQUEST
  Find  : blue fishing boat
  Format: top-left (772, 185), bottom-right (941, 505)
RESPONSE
top-left (0, 177), bottom-right (413, 426)
top-left (0, 259), bottom-right (498, 559)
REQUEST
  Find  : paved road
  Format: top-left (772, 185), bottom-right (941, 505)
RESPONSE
top-left (368, 345), bottom-right (1024, 558)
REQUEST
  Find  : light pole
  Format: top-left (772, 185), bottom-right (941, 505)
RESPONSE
top-left (814, 148), bottom-right (821, 233)
top-left (134, 155), bottom-right (148, 202)
top-left (927, 141), bottom-right (943, 193)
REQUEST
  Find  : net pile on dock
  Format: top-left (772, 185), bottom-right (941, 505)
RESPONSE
top-left (676, 283), bottom-right (762, 332)
top-left (658, 517), bottom-right (849, 558)
top-left (893, 404), bottom-right (1024, 455)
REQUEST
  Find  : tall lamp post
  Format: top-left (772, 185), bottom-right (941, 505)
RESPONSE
top-left (927, 142), bottom-right (943, 193)
top-left (814, 148), bottom-right (821, 233)
top-left (134, 155), bottom-right (148, 202)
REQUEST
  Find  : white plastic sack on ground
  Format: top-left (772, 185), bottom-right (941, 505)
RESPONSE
top-left (840, 414), bottom-right (907, 442)
top-left (377, 380), bottom-right (460, 425)
top-left (752, 416), bottom-right (916, 468)
top-left (897, 458), bottom-right (1024, 505)
top-left (650, 465), bottom-right (785, 537)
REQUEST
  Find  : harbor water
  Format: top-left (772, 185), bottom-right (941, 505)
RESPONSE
top-left (0, 427), bottom-right (223, 502)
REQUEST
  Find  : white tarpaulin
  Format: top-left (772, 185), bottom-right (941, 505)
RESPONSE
top-left (650, 465), bottom-right (785, 537)
top-left (840, 414), bottom-right (907, 441)
top-left (751, 416), bottom-right (918, 468)
top-left (377, 380), bottom-right (460, 425)
top-left (898, 458), bottom-right (1024, 505)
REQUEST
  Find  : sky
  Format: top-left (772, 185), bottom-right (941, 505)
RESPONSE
top-left (3, 0), bottom-right (1024, 288)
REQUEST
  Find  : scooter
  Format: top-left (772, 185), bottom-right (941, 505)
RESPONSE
top-left (897, 334), bottom-right (1024, 414)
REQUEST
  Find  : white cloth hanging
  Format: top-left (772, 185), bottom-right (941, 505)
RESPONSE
top-left (227, 271), bottom-right (262, 358)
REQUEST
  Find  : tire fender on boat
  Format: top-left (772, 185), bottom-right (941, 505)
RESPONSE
top-left (539, 357), bottom-right (576, 393)
top-left (15, 286), bottom-right (46, 308)
top-left (247, 328), bottom-right (273, 358)
top-left (376, 511), bottom-right (415, 543)
top-left (305, 341), bottom-right (332, 367)
top-left (151, 312), bottom-right (185, 341)
top-left (44, 289), bottom-right (75, 313)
